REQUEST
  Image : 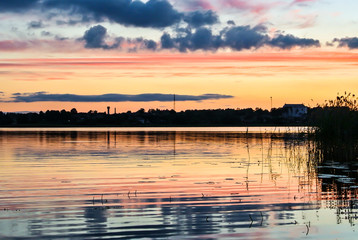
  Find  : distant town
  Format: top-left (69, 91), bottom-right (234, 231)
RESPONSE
top-left (0, 104), bottom-right (313, 126)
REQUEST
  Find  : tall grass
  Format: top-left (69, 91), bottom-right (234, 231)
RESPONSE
top-left (310, 92), bottom-right (358, 140)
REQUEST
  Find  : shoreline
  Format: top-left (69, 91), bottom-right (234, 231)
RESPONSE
top-left (0, 123), bottom-right (309, 128)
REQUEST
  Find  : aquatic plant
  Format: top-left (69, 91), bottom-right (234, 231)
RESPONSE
top-left (310, 92), bottom-right (358, 139)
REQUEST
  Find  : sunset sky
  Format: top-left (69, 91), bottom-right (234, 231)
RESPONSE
top-left (1, 0), bottom-right (358, 113)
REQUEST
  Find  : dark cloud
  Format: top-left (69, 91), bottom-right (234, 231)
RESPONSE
top-left (184, 10), bottom-right (218, 28)
top-left (192, 28), bottom-right (223, 50)
top-left (43, 0), bottom-right (183, 28)
top-left (333, 37), bottom-right (358, 49)
top-left (83, 25), bottom-right (107, 48)
top-left (1, 0), bottom-right (320, 53)
top-left (227, 20), bottom-right (236, 25)
top-left (326, 41), bottom-right (334, 47)
top-left (0, 0), bottom-right (39, 12)
top-left (55, 35), bottom-right (69, 41)
top-left (160, 27), bottom-right (222, 52)
top-left (3, 1), bottom-right (218, 29)
top-left (175, 0), bottom-right (214, 11)
top-left (41, 31), bottom-right (52, 37)
top-left (6, 92), bottom-right (233, 102)
top-left (143, 40), bottom-right (157, 50)
top-left (175, 94), bottom-right (233, 101)
top-left (82, 25), bottom-right (120, 49)
top-left (55, 18), bottom-right (90, 26)
top-left (160, 25), bottom-right (320, 52)
top-left (161, 33), bottom-right (175, 49)
top-left (125, 37), bottom-right (157, 51)
top-left (191, 28), bottom-right (214, 50)
top-left (159, 25), bottom-right (265, 52)
top-left (269, 34), bottom-right (320, 49)
top-left (222, 25), bottom-right (268, 50)
top-left (28, 20), bottom-right (44, 29)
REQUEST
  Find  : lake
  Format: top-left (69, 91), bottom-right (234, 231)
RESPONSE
top-left (0, 127), bottom-right (357, 239)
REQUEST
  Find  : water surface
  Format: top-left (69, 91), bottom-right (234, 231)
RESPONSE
top-left (0, 127), bottom-right (357, 239)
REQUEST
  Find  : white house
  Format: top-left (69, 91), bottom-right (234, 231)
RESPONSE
top-left (282, 104), bottom-right (308, 118)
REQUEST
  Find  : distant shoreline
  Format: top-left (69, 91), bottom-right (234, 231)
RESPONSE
top-left (0, 123), bottom-right (308, 128)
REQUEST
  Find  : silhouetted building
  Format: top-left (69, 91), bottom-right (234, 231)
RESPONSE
top-left (283, 104), bottom-right (307, 118)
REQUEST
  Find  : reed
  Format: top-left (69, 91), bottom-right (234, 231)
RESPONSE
top-left (310, 92), bottom-right (358, 140)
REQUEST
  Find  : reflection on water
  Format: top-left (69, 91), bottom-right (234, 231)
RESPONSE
top-left (0, 128), bottom-right (357, 239)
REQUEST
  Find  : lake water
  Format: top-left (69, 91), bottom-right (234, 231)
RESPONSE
top-left (0, 127), bottom-right (357, 239)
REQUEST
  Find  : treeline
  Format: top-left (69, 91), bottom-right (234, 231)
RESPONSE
top-left (0, 107), bottom-right (306, 127)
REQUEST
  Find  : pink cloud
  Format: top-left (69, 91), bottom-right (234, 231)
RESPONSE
top-left (219, 0), bottom-right (279, 15)
top-left (0, 39), bottom-right (87, 54)
top-left (291, 0), bottom-right (318, 6)
top-left (298, 15), bottom-right (317, 28)
top-left (293, 0), bottom-right (316, 3)
top-left (292, 9), bottom-right (317, 28)
top-left (0, 40), bottom-right (28, 51)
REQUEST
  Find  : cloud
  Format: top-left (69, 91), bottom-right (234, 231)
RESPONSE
top-left (160, 27), bottom-right (221, 52)
top-left (0, 0), bottom-right (39, 12)
top-left (219, 0), bottom-right (277, 14)
top-left (191, 28), bottom-right (216, 50)
top-left (161, 33), bottom-right (175, 49)
top-left (183, 10), bottom-right (219, 28)
top-left (1, 23), bottom-right (321, 53)
top-left (174, 0), bottom-right (214, 11)
top-left (55, 18), bottom-right (90, 26)
top-left (115, 37), bottom-right (161, 52)
top-left (143, 39), bottom-right (157, 50)
top-left (28, 20), bottom-right (45, 29)
top-left (223, 25), bottom-right (268, 50)
top-left (291, 10), bottom-right (317, 29)
top-left (0, 40), bottom-right (28, 51)
top-left (2, 1), bottom-right (217, 29)
top-left (269, 34), bottom-right (320, 49)
top-left (126, 37), bottom-right (158, 51)
top-left (43, 0), bottom-right (183, 28)
top-left (325, 41), bottom-right (334, 47)
top-left (227, 20), bottom-right (236, 26)
top-left (333, 37), bottom-right (358, 49)
top-left (82, 25), bottom-right (121, 49)
top-left (83, 25), bottom-right (107, 49)
top-left (160, 25), bottom-right (320, 52)
top-left (41, 31), bottom-right (52, 37)
top-left (290, 0), bottom-right (318, 6)
top-left (5, 92), bottom-right (234, 102)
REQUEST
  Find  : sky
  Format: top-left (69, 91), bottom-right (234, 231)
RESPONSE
top-left (1, 0), bottom-right (358, 113)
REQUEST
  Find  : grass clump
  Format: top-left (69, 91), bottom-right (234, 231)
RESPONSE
top-left (310, 92), bottom-right (358, 140)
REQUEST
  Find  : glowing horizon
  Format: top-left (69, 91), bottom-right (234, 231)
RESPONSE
top-left (1, 50), bottom-right (358, 113)
top-left (1, 0), bottom-right (358, 113)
